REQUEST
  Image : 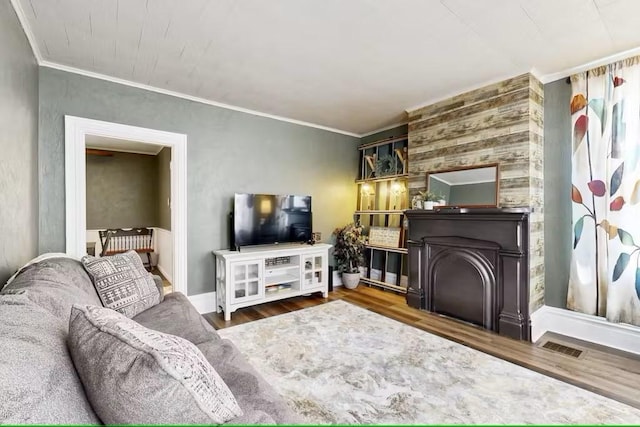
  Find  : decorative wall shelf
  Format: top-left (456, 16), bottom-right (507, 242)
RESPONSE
top-left (355, 134), bottom-right (409, 293)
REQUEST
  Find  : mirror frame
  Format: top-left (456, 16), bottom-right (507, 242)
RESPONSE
top-left (426, 163), bottom-right (500, 208)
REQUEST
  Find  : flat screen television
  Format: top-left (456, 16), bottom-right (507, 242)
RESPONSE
top-left (233, 193), bottom-right (312, 248)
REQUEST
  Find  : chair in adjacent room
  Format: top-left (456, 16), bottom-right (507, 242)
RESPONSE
top-left (99, 228), bottom-right (154, 270)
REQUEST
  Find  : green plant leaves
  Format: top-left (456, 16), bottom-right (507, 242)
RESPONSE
top-left (571, 185), bottom-right (583, 204)
top-left (618, 228), bottom-right (635, 246)
top-left (636, 269), bottom-right (640, 301)
top-left (610, 163), bottom-right (624, 196)
top-left (613, 252), bottom-right (630, 282)
top-left (574, 217), bottom-right (584, 249)
top-left (587, 180), bottom-right (606, 197)
top-left (573, 115), bottom-right (588, 152)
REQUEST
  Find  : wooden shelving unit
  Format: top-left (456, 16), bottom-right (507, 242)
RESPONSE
top-left (355, 135), bottom-right (409, 293)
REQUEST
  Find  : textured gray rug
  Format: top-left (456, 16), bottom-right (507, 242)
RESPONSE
top-left (218, 300), bottom-right (640, 424)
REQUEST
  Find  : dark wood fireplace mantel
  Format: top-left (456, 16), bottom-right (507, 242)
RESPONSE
top-left (405, 208), bottom-right (530, 340)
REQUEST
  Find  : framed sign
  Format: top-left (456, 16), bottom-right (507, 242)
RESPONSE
top-left (368, 227), bottom-right (401, 248)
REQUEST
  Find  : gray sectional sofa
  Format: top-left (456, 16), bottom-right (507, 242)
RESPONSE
top-left (0, 256), bottom-right (300, 424)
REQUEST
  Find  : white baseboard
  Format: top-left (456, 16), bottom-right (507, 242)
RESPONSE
top-left (156, 264), bottom-right (172, 285)
top-left (188, 292), bottom-right (217, 314)
top-left (333, 270), bottom-right (343, 287)
top-left (531, 305), bottom-right (640, 355)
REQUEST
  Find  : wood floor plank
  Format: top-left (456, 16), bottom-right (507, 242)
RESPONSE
top-left (203, 285), bottom-right (640, 409)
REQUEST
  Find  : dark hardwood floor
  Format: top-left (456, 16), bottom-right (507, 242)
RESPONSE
top-left (204, 285), bottom-right (640, 410)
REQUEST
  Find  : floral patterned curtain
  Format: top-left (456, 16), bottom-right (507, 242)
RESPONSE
top-left (567, 56), bottom-right (640, 326)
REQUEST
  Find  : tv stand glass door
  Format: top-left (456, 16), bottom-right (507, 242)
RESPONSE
top-left (230, 261), bottom-right (264, 304)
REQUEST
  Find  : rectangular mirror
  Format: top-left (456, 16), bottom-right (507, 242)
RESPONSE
top-left (427, 163), bottom-right (499, 207)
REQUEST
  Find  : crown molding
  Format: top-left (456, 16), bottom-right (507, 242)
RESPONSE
top-left (538, 46), bottom-right (640, 84)
top-left (10, 0), bottom-right (42, 63)
top-left (10, 1), bottom-right (359, 137)
top-left (42, 62), bottom-right (361, 137)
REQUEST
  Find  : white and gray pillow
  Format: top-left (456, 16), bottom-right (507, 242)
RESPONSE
top-left (82, 250), bottom-right (160, 318)
top-left (67, 304), bottom-right (243, 424)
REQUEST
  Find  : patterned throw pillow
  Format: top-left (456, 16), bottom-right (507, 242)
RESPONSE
top-left (82, 250), bottom-right (160, 318)
top-left (68, 304), bottom-right (243, 424)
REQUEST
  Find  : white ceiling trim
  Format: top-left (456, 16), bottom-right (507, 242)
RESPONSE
top-left (41, 61), bottom-right (360, 138)
top-left (11, 0), bottom-right (362, 138)
top-left (10, 0), bottom-right (42, 63)
top-left (538, 46), bottom-right (640, 84)
top-left (430, 175), bottom-right (494, 186)
top-left (11, 0), bottom-right (360, 138)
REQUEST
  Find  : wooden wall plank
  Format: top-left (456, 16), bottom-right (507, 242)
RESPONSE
top-left (407, 72), bottom-right (545, 314)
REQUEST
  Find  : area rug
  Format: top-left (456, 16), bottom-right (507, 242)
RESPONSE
top-left (218, 300), bottom-right (640, 424)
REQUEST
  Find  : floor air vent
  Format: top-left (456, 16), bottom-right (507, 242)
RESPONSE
top-left (542, 341), bottom-right (583, 358)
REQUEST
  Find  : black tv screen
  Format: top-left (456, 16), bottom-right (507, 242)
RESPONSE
top-left (233, 193), bottom-right (312, 248)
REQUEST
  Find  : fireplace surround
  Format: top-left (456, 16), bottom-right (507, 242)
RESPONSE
top-left (405, 208), bottom-right (530, 340)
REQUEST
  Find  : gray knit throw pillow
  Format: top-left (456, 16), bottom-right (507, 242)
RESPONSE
top-left (82, 250), bottom-right (160, 317)
top-left (68, 304), bottom-right (243, 424)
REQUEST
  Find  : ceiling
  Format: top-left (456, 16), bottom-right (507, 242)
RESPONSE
top-left (430, 167), bottom-right (496, 186)
top-left (13, 0), bottom-right (640, 136)
top-left (85, 134), bottom-right (164, 155)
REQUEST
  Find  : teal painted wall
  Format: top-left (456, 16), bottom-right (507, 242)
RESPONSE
top-left (543, 78), bottom-right (572, 308)
top-left (449, 182), bottom-right (496, 206)
top-left (0, 0), bottom-right (39, 283)
top-left (428, 178), bottom-right (451, 203)
top-left (38, 68), bottom-right (359, 295)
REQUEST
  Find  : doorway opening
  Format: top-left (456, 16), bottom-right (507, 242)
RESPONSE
top-left (64, 116), bottom-right (187, 295)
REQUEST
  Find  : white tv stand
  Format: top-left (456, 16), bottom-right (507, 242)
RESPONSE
top-left (213, 243), bottom-right (331, 321)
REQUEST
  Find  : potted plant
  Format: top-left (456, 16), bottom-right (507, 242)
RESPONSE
top-left (418, 190), bottom-right (439, 209)
top-left (332, 223), bottom-right (366, 289)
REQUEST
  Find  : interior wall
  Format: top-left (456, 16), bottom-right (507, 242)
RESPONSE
top-left (38, 67), bottom-right (359, 296)
top-left (543, 78), bottom-right (572, 308)
top-left (156, 147), bottom-right (171, 231)
top-left (449, 182), bottom-right (496, 206)
top-left (0, 0), bottom-right (39, 283)
top-left (407, 73), bottom-right (545, 313)
top-left (86, 151), bottom-right (159, 229)
top-left (428, 178), bottom-right (451, 202)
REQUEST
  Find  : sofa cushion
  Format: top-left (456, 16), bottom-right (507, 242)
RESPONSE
top-left (152, 274), bottom-right (165, 303)
top-left (1, 257), bottom-right (102, 320)
top-left (68, 304), bottom-right (243, 424)
top-left (82, 251), bottom-right (160, 317)
top-left (0, 294), bottom-right (100, 424)
top-left (197, 338), bottom-right (302, 424)
top-left (134, 292), bottom-right (220, 345)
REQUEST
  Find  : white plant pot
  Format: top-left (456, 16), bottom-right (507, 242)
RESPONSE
top-left (424, 201), bottom-right (435, 210)
top-left (342, 272), bottom-right (361, 289)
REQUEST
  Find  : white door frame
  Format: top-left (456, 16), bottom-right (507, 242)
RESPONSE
top-left (64, 116), bottom-right (188, 295)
